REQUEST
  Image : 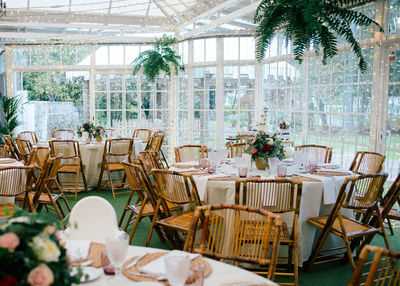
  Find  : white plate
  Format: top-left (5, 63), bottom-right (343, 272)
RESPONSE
top-left (71, 266), bottom-right (102, 283)
top-left (132, 282), bottom-right (164, 286)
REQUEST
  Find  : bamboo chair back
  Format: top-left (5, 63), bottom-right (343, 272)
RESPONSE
top-left (151, 169), bottom-right (201, 207)
top-left (49, 140), bottom-right (81, 166)
top-left (145, 134), bottom-right (164, 152)
top-left (184, 204), bottom-right (281, 281)
top-left (137, 151), bottom-right (158, 176)
top-left (33, 147), bottom-right (50, 169)
top-left (133, 129), bottom-right (152, 142)
top-left (227, 142), bottom-right (246, 158)
top-left (154, 130), bottom-right (165, 137)
top-left (349, 245), bottom-right (400, 286)
top-left (174, 145), bottom-right (208, 163)
top-left (343, 173), bottom-right (387, 210)
top-left (236, 178), bottom-right (302, 213)
top-left (294, 144), bottom-right (332, 163)
top-left (0, 144), bottom-right (9, 158)
top-left (18, 131), bottom-right (38, 145)
top-left (52, 129), bottom-right (75, 139)
top-left (349, 151), bottom-right (385, 174)
top-left (16, 138), bottom-right (34, 165)
top-left (150, 150), bottom-right (166, 169)
top-left (103, 138), bottom-right (134, 164)
top-left (0, 165), bottom-right (34, 197)
top-left (3, 135), bottom-right (21, 160)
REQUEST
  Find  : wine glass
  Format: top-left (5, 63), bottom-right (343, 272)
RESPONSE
top-left (164, 254), bottom-right (190, 286)
top-left (105, 230), bottom-right (129, 284)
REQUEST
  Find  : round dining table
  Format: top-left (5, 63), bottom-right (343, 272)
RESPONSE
top-left (37, 139), bottom-right (145, 189)
top-left (0, 158), bottom-right (26, 204)
top-left (78, 245), bottom-right (277, 286)
top-left (171, 159), bottom-right (355, 265)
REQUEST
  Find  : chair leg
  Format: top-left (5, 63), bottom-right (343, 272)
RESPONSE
top-left (303, 226), bottom-right (332, 272)
top-left (80, 164), bottom-right (88, 193)
top-left (96, 165), bottom-right (105, 192)
top-left (106, 169), bottom-right (115, 199)
top-left (387, 218), bottom-right (395, 236)
top-left (146, 200), bottom-right (162, 247)
top-left (124, 211), bottom-right (134, 231)
top-left (75, 169), bottom-right (79, 200)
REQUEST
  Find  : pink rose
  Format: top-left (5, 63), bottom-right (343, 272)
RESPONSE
top-left (100, 129), bottom-right (104, 133)
top-left (245, 144), bottom-right (249, 151)
top-left (92, 131), bottom-right (96, 135)
top-left (44, 226), bottom-right (56, 234)
top-left (27, 264), bottom-right (54, 286)
top-left (251, 148), bottom-right (258, 154)
top-left (276, 150), bottom-right (280, 154)
top-left (0, 232), bottom-right (20, 252)
top-left (251, 138), bottom-right (257, 145)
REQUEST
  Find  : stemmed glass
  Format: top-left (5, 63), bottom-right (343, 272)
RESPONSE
top-left (164, 255), bottom-right (190, 286)
top-left (105, 230), bottom-right (129, 284)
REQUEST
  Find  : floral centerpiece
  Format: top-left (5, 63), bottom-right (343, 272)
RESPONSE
top-left (93, 125), bottom-right (105, 142)
top-left (244, 131), bottom-right (285, 170)
top-left (0, 211), bottom-right (81, 286)
top-left (77, 122), bottom-right (95, 137)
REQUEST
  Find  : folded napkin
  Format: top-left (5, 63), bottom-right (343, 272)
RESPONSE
top-left (173, 161), bottom-right (199, 168)
top-left (194, 174), bottom-right (228, 201)
top-left (317, 168), bottom-right (352, 175)
top-left (317, 163), bottom-right (340, 169)
top-left (170, 167), bottom-right (199, 172)
top-left (299, 174), bottom-right (337, 204)
top-left (140, 250), bottom-right (200, 276)
top-left (65, 240), bottom-right (91, 261)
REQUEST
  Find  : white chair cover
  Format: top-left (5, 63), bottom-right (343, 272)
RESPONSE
top-left (64, 196), bottom-right (118, 243)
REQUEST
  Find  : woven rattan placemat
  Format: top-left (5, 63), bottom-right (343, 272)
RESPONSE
top-left (73, 242), bottom-right (105, 268)
top-left (122, 252), bottom-right (211, 284)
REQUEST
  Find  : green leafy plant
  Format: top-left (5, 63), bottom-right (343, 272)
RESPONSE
top-left (0, 93), bottom-right (22, 140)
top-left (132, 35), bottom-right (184, 82)
top-left (254, 0), bottom-right (384, 72)
top-left (0, 211), bottom-right (81, 285)
top-left (244, 132), bottom-right (285, 164)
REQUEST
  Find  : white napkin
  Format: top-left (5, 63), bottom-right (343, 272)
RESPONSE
top-left (169, 167), bottom-right (199, 172)
top-left (193, 174), bottom-right (228, 201)
top-left (317, 163), bottom-right (340, 169)
top-left (65, 240), bottom-right (91, 261)
top-left (299, 174), bottom-right (337, 204)
top-left (140, 250), bottom-right (200, 276)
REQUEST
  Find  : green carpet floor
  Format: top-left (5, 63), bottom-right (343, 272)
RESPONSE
top-left (50, 190), bottom-right (400, 286)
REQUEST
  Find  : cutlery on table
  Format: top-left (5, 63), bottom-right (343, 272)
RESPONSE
top-left (124, 252), bottom-right (148, 270)
top-left (127, 270), bottom-right (166, 280)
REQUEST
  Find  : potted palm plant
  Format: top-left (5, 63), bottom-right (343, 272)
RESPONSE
top-left (254, 0), bottom-right (384, 72)
top-left (132, 35), bottom-right (184, 82)
top-left (0, 93), bottom-right (22, 143)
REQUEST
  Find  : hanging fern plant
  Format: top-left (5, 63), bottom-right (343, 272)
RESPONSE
top-left (254, 0), bottom-right (384, 72)
top-left (132, 35), bottom-right (184, 82)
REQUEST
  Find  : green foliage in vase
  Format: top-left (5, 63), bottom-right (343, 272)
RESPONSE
top-left (0, 93), bottom-right (22, 140)
top-left (254, 0), bottom-right (384, 72)
top-left (132, 35), bottom-right (185, 82)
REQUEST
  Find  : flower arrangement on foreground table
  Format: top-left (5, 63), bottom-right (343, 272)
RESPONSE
top-left (244, 131), bottom-right (285, 169)
top-left (0, 211), bottom-right (81, 286)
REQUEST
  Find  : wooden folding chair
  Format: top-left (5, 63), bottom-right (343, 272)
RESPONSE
top-left (18, 131), bottom-right (38, 145)
top-left (120, 161), bottom-right (181, 243)
top-left (32, 155), bottom-right (72, 228)
top-left (294, 144), bottom-right (333, 163)
top-left (132, 128), bottom-right (152, 142)
top-left (0, 144), bottom-right (9, 158)
top-left (51, 129), bottom-right (75, 139)
top-left (146, 169), bottom-right (202, 249)
top-left (184, 204), bottom-right (282, 282)
top-left (304, 173), bottom-right (390, 272)
top-left (349, 151), bottom-right (385, 174)
top-left (97, 138), bottom-right (133, 198)
top-left (235, 178), bottom-right (302, 286)
top-left (3, 135), bottom-right (21, 161)
top-left (15, 138), bottom-right (34, 165)
top-left (146, 131), bottom-right (168, 168)
top-left (348, 245), bottom-right (400, 286)
top-left (227, 142), bottom-right (246, 158)
top-left (49, 140), bottom-right (88, 200)
top-left (174, 145), bottom-right (208, 163)
top-left (0, 165), bottom-right (35, 218)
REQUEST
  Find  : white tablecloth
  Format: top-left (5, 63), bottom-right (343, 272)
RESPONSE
top-left (37, 140), bottom-right (145, 189)
top-left (171, 161), bottom-right (353, 263)
top-left (78, 245), bottom-right (277, 286)
top-left (0, 159), bottom-right (25, 204)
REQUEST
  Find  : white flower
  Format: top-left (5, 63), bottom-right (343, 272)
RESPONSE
top-left (267, 138), bottom-right (274, 146)
top-left (80, 128), bottom-right (85, 132)
top-left (30, 234), bottom-right (61, 262)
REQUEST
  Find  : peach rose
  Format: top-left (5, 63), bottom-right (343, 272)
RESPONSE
top-left (251, 148), bottom-right (258, 154)
top-left (27, 264), bottom-right (54, 286)
top-left (251, 138), bottom-right (257, 144)
top-left (44, 226), bottom-right (56, 234)
top-left (0, 232), bottom-right (20, 252)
